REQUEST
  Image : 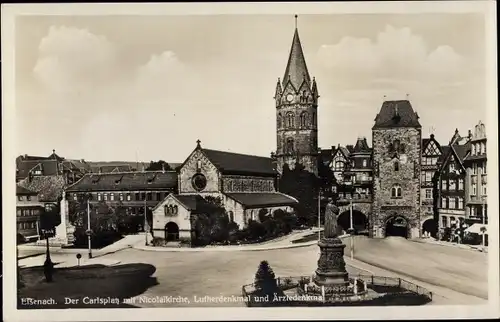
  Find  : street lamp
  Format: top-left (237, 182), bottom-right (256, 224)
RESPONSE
top-left (85, 193), bottom-right (93, 259)
top-left (318, 189), bottom-right (322, 241)
top-left (348, 198), bottom-right (354, 260)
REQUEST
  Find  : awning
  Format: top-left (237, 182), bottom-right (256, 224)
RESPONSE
top-left (465, 223), bottom-right (488, 235)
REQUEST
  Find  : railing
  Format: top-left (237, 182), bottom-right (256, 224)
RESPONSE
top-left (241, 274), bottom-right (432, 306)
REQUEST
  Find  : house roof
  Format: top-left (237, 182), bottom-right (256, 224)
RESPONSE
top-left (17, 175), bottom-right (66, 202)
top-left (201, 148), bottom-right (277, 177)
top-left (16, 185), bottom-right (37, 195)
top-left (66, 171), bottom-right (178, 192)
top-left (282, 27), bottom-right (311, 91)
top-left (169, 194), bottom-right (215, 214)
top-left (373, 100), bottom-right (421, 129)
top-left (452, 142), bottom-right (471, 163)
top-left (437, 146), bottom-right (450, 164)
top-left (16, 160), bottom-right (60, 179)
top-left (345, 145), bottom-right (354, 153)
top-left (353, 137), bottom-right (371, 153)
top-left (319, 148), bottom-right (333, 165)
top-left (225, 192), bottom-right (298, 209)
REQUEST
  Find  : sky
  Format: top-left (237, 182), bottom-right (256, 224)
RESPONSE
top-left (14, 13), bottom-right (487, 163)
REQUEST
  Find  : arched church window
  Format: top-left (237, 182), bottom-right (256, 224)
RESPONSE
top-left (286, 112), bottom-right (295, 128)
top-left (286, 138), bottom-right (294, 154)
top-left (312, 112), bottom-right (316, 126)
top-left (394, 161), bottom-right (399, 171)
top-left (277, 113), bottom-right (282, 129)
top-left (300, 111), bottom-right (309, 128)
top-left (391, 185), bottom-right (402, 198)
top-left (228, 211), bottom-right (234, 223)
top-left (173, 205), bottom-right (178, 214)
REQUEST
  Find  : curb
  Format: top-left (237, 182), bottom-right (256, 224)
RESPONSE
top-left (131, 235), bottom-right (349, 252)
top-left (133, 240), bottom-right (319, 252)
top-left (409, 239), bottom-right (485, 252)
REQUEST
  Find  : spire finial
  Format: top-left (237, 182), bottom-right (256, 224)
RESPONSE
top-left (196, 139), bottom-right (201, 148)
top-left (295, 15), bottom-right (298, 29)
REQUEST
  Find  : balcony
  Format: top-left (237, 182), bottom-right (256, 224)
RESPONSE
top-left (338, 193), bottom-right (372, 203)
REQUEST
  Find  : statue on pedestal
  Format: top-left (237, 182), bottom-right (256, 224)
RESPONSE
top-left (314, 198), bottom-right (349, 288)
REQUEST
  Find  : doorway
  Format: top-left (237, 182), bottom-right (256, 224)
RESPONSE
top-left (385, 216), bottom-right (408, 238)
top-left (165, 222), bottom-right (180, 241)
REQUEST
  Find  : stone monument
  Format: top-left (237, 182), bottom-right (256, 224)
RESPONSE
top-left (313, 199), bottom-right (349, 288)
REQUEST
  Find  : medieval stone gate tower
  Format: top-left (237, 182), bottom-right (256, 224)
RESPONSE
top-left (274, 18), bottom-right (319, 176)
top-left (371, 100), bottom-right (422, 238)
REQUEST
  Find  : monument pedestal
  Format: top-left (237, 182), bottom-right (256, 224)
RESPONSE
top-left (313, 237), bottom-right (349, 288)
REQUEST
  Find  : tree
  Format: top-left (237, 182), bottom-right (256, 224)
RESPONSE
top-left (254, 260), bottom-right (281, 300)
top-left (146, 160), bottom-right (172, 171)
top-left (278, 162), bottom-right (320, 226)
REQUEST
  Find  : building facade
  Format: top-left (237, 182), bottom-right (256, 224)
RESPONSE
top-left (16, 185), bottom-right (44, 242)
top-left (463, 121), bottom-right (487, 224)
top-left (420, 134), bottom-right (445, 237)
top-left (274, 24), bottom-right (319, 175)
top-left (151, 140), bottom-right (298, 243)
top-left (371, 100), bottom-right (422, 239)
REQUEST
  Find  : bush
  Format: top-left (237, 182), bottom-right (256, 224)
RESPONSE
top-left (151, 237), bottom-right (167, 247)
top-left (247, 220), bottom-right (267, 240)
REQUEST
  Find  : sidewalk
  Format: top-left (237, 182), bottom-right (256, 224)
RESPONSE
top-left (134, 228), bottom-right (329, 252)
top-left (410, 238), bottom-right (488, 252)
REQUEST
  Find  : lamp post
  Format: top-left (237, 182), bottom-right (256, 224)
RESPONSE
top-left (349, 198), bottom-right (354, 260)
top-left (86, 194), bottom-right (92, 259)
top-left (318, 189), bottom-right (321, 241)
top-left (144, 195), bottom-right (148, 246)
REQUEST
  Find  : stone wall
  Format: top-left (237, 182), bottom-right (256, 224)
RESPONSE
top-left (372, 127), bottom-right (422, 238)
top-left (152, 195), bottom-right (193, 241)
top-left (222, 175), bottom-right (275, 193)
top-left (179, 150), bottom-right (221, 194)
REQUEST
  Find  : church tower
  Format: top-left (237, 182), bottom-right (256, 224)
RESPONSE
top-left (274, 16), bottom-right (319, 175)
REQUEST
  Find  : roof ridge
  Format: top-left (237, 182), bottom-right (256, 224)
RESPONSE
top-left (202, 148), bottom-right (272, 160)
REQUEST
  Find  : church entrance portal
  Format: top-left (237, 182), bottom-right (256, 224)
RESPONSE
top-left (385, 216), bottom-right (408, 238)
top-left (337, 210), bottom-right (368, 235)
top-left (165, 222), bottom-right (179, 241)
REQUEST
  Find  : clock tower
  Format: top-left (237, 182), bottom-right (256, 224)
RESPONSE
top-left (274, 16), bottom-right (319, 175)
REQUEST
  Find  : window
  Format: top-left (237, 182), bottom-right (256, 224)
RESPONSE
top-left (147, 193), bottom-right (153, 201)
top-left (110, 193), bottom-right (115, 201)
top-left (458, 178), bottom-right (464, 190)
top-left (482, 184), bottom-right (487, 195)
top-left (477, 143), bottom-right (482, 155)
top-left (362, 160), bottom-right (367, 167)
top-left (472, 164), bottom-right (478, 174)
top-left (73, 194), bottom-right (78, 201)
top-left (173, 205), bottom-right (178, 214)
top-left (119, 193), bottom-right (124, 201)
top-left (441, 216), bottom-right (448, 228)
top-left (126, 194), bottom-right (131, 201)
top-left (300, 111), bottom-right (309, 127)
top-left (458, 197), bottom-right (464, 209)
top-left (441, 181), bottom-right (447, 191)
top-left (449, 180), bottom-right (456, 191)
top-left (425, 171), bottom-right (433, 182)
top-left (472, 183), bottom-right (477, 195)
top-left (228, 211), bottom-right (234, 223)
top-left (394, 161), bottom-right (399, 171)
top-left (156, 192), bottom-right (162, 201)
top-left (449, 198), bottom-right (456, 209)
top-left (482, 162), bottom-right (487, 174)
top-left (277, 113), bottom-right (282, 128)
top-left (421, 173), bottom-right (426, 183)
top-left (391, 185), bottom-right (402, 198)
top-left (103, 193), bottom-right (108, 201)
top-left (471, 144), bottom-right (476, 155)
top-left (286, 112), bottom-right (295, 128)
top-left (441, 197), bottom-right (446, 208)
top-left (196, 160), bottom-right (202, 172)
top-left (17, 196), bottom-right (23, 201)
top-left (135, 193), bottom-right (140, 200)
top-left (26, 195), bottom-right (31, 201)
top-left (482, 142), bottom-right (486, 154)
top-left (286, 138), bottom-right (294, 154)
top-left (334, 161), bottom-right (344, 171)
top-left (425, 189), bottom-right (432, 199)
top-left (449, 163), bottom-right (455, 173)
top-left (97, 193), bottom-right (102, 201)
top-left (17, 209), bottom-right (21, 216)
top-left (312, 112), bottom-right (316, 126)
top-left (431, 157), bottom-right (437, 165)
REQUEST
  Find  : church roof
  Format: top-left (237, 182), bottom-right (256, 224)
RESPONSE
top-left (16, 185), bottom-right (38, 195)
top-left (165, 194), bottom-right (214, 214)
top-left (17, 175), bottom-right (67, 202)
top-left (202, 148), bottom-right (277, 177)
top-left (282, 28), bottom-right (311, 91)
top-left (225, 192), bottom-right (298, 209)
top-left (373, 100), bottom-right (421, 129)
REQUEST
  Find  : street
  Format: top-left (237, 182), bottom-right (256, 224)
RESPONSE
top-left (18, 235), bottom-right (488, 307)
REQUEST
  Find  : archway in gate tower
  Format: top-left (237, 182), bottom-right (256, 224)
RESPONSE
top-left (422, 218), bottom-right (437, 238)
top-left (337, 210), bottom-right (368, 235)
top-left (385, 216), bottom-right (409, 238)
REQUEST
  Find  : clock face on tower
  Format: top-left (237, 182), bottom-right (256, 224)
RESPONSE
top-left (286, 94), bottom-right (294, 102)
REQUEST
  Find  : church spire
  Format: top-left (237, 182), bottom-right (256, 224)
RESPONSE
top-left (282, 15), bottom-right (311, 90)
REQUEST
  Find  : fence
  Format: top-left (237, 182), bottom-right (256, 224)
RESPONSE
top-left (241, 274), bottom-right (432, 306)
